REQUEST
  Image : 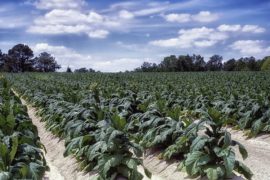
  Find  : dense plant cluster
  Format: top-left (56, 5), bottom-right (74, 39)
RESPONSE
top-left (0, 77), bottom-right (47, 179)
top-left (5, 72), bottom-right (266, 179)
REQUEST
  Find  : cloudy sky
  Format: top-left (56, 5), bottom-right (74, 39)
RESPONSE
top-left (0, 0), bottom-right (269, 72)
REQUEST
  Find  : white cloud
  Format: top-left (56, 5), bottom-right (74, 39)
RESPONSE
top-left (218, 24), bottom-right (241, 32)
top-left (164, 13), bottom-right (191, 23)
top-left (230, 40), bottom-right (270, 55)
top-left (218, 24), bottom-right (265, 33)
top-left (28, 9), bottom-right (116, 38)
top-left (192, 11), bottom-right (218, 22)
top-left (34, 0), bottom-right (86, 10)
top-left (164, 11), bottom-right (218, 23)
top-left (119, 10), bottom-right (134, 19)
top-left (92, 58), bottom-right (143, 72)
top-left (150, 27), bottom-right (227, 48)
top-left (28, 24), bottom-right (90, 34)
top-left (150, 38), bottom-right (189, 48)
top-left (32, 43), bottom-right (92, 69)
top-left (194, 40), bottom-right (217, 47)
top-left (88, 30), bottom-right (109, 39)
top-left (32, 43), bottom-right (146, 72)
top-left (242, 25), bottom-right (265, 33)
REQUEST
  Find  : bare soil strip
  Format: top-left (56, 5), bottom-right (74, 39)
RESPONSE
top-left (229, 129), bottom-right (270, 180)
top-left (16, 92), bottom-right (270, 180)
top-left (19, 97), bottom-right (92, 180)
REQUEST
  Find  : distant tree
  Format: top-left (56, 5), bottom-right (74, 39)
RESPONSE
top-left (243, 56), bottom-right (259, 71)
top-left (0, 50), bottom-right (4, 70)
top-left (261, 57), bottom-right (270, 70)
top-left (192, 54), bottom-right (205, 71)
top-left (256, 59), bottom-right (265, 70)
top-left (234, 58), bottom-right (246, 71)
top-left (1, 54), bottom-right (16, 72)
top-left (141, 62), bottom-right (153, 72)
top-left (35, 52), bottom-right (61, 72)
top-left (74, 67), bottom-right (88, 73)
top-left (223, 59), bottom-right (236, 71)
top-left (89, 68), bottom-right (96, 72)
top-left (152, 63), bottom-right (158, 72)
top-left (161, 55), bottom-right (178, 71)
top-left (206, 55), bottom-right (223, 71)
top-left (178, 55), bottom-right (193, 71)
top-left (66, 66), bottom-right (72, 73)
top-left (8, 44), bottom-right (34, 72)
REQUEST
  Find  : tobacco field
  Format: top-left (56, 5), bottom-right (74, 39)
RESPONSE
top-left (1, 71), bottom-right (270, 180)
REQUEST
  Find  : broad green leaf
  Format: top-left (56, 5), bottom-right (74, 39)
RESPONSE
top-left (224, 150), bottom-right (235, 177)
top-left (205, 167), bottom-right (218, 180)
top-left (234, 161), bottom-right (253, 180)
top-left (190, 136), bottom-right (207, 152)
top-left (10, 135), bottom-right (18, 162)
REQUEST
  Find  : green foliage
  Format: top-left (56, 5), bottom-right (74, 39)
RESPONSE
top-left (6, 72), bottom-right (269, 179)
top-left (0, 77), bottom-right (47, 180)
top-left (178, 109), bottom-right (252, 179)
top-left (261, 57), bottom-right (270, 70)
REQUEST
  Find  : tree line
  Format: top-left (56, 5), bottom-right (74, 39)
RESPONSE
top-left (2, 44), bottom-right (269, 73)
top-left (135, 54), bottom-right (270, 72)
top-left (0, 44), bottom-right (61, 72)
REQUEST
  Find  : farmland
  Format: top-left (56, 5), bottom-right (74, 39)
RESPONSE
top-left (1, 72), bottom-right (270, 180)
top-left (0, 77), bottom-right (47, 179)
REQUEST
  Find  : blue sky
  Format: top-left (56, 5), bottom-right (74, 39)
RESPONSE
top-left (0, 0), bottom-right (270, 72)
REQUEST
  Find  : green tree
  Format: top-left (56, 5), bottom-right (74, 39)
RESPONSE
top-left (261, 57), bottom-right (270, 70)
top-left (244, 57), bottom-right (259, 71)
top-left (74, 67), bottom-right (88, 73)
top-left (161, 55), bottom-right (178, 71)
top-left (0, 50), bottom-right (3, 70)
top-left (223, 59), bottom-right (236, 71)
top-left (8, 44), bottom-right (34, 72)
top-left (180, 55), bottom-right (194, 71)
top-left (206, 55), bottom-right (223, 71)
top-left (66, 66), bottom-right (72, 73)
top-left (89, 68), bottom-right (96, 72)
top-left (35, 52), bottom-right (61, 72)
top-left (192, 54), bottom-right (206, 71)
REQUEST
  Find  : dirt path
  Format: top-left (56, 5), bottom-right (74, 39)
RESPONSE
top-left (229, 129), bottom-right (270, 180)
top-left (19, 97), bottom-right (93, 180)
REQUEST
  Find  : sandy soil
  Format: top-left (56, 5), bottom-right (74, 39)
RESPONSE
top-left (229, 129), bottom-right (270, 180)
top-left (19, 97), bottom-right (94, 180)
top-left (15, 91), bottom-right (270, 180)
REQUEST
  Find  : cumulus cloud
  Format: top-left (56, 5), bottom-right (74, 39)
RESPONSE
top-left (163, 11), bottom-right (218, 23)
top-left (32, 43), bottom-right (146, 72)
top-left (192, 11), bottom-right (219, 22)
top-left (230, 40), bottom-right (270, 55)
top-left (92, 58), bottom-right (144, 72)
top-left (32, 43), bottom-right (92, 69)
top-left (27, 9), bottom-right (117, 38)
top-left (88, 29), bottom-right (109, 39)
top-left (150, 27), bottom-right (227, 48)
top-left (242, 25), bottom-right (265, 33)
top-left (34, 0), bottom-right (86, 10)
top-left (217, 24), bottom-right (241, 32)
top-left (164, 13), bottom-right (191, 23)
top-left (218, 24), bottom-right (265, 33)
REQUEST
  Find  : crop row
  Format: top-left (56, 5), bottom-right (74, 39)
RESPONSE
top-left (5, 72), bottom-right (262, 180)
top-left (0, 77), bottom-right (47, 180)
